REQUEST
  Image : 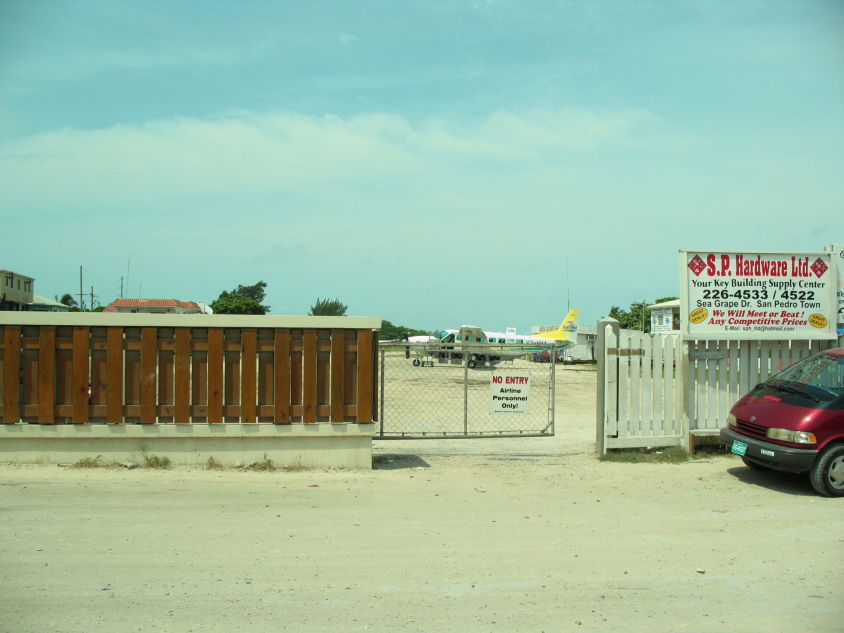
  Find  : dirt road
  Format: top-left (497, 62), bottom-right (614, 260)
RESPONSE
top-left (1, 368), bottom-right (842, 633)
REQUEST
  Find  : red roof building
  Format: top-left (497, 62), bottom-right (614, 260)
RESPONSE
top-left (103, 298), bottom-right (207, 315)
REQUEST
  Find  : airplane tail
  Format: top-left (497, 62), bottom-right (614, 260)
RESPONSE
top-left (531, 308), bottom-right (580, 342)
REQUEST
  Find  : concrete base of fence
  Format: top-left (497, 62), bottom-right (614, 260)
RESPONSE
top-left (0, 423), bottom-right (376, 469)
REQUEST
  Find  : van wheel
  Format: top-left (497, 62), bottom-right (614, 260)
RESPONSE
top-left (412, 359), bottom-right (421, 367)
top-left (809, 444), bottom-right (844, 497)
top-left (741, 456), bottom-right (769, 471)
top-left (467, 360), bottom-right (477, 369)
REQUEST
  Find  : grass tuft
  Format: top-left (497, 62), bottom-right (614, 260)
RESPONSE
top-left (599, 446), bottom-right (689, 464)
top-left (206, 456), bottom-right (224, 471)
top-left (70, 455), bottom-right (103, 468)
top-left (142, 455), bottom-right (172, 469)
top-left (246, 456), bottom-right (277, 472)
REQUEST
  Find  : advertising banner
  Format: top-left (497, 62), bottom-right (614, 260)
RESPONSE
top-left (679, 250), bottom-right (837, 340)
top-left (831, 244), bottom-right (844, 336)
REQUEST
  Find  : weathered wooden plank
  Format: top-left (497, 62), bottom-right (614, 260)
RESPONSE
top-left (38, 326), bottom-right (56, 424)
top-left (705, 340), bottom-right (717, 429)
top-left (208, 328), bottom-right (224, 423)
top-left (727, 341), bottom-right (739, 406)
top-left (713, 340), bottom-right (727, 428)
top-left (273, 329), bottom-right (290, 423)
top-left (174, 329), bottom-right (190, 423)
top-left (191, 334), bottom-right (208, 422)
top-left (140, 328), bottom-right (157, 423)
top-left (21, 342), bottom-right (37, 415)
top-left (356, 329), bottom-right (374, 423)
top-left (604, 326), bottom-right (618, 438)
top-left (106, 328), bottom-right (124, 423)
top-left (617, 330), bottom-right (631, 435)
top-left (241, 328), bottom-right (257, 423)
top-left (316, 334), bottom-right (330, 417)
top-left (303, 329), bottom-right (317, 423)
top-left (224, 346), bottom-right (241, 419)
top-left (672, 334), bottom-right (683, 434)
top-left (257, 350), bottom-right (273, 410)
top-left (651, 332), bottom-right (665, 433)
top-left (71, 327), bottom-right (89, 424)
top-left (3, 326), bottom-right (21, 423)
top-left (330, 329), bottom-right (345, 422)
top-left (640, 335), bottom-right (653, 434)
top-left (629, 331), bottom-right (641, 435)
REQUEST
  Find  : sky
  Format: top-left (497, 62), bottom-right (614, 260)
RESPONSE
top-left (1, 0), bottom-right (842, 332)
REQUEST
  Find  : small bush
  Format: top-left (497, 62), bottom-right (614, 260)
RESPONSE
top-left (142, 455), bottom-right (172, 469)
top-left (206, 456), bottom-right (224, 470)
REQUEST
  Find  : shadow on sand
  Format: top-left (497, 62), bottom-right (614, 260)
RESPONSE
top-left (372, 454), bottom-right (431, 470)
top-left (726, 466), bottom-right (817, 497)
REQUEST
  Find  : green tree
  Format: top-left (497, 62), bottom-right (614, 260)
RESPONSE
top-left (228, 281), bottom-right (267, 304)
top-left (210, 293), bottom-right (267, 315)
top-left (379, 320), bottom-right (431, 341)
top-left (309, 297), bottom-right (347, 316)
top-left (607, 297), bottom-right (678, 333)
top-left (56, 293), bottom-right (81, 311)
top-left (211, 281), bottom-right (270, 315)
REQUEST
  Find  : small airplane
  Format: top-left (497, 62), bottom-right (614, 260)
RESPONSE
top-left (401, 309), bottom-right (581, 368)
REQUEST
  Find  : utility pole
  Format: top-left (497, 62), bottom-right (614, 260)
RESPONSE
top-left (79, 266), bottom-right (84, 311)
top-left (90, 286), bottom-right (95, 310)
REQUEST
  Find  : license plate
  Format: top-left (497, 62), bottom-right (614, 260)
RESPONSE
top-left (731, 440), bottom-right (748, 456)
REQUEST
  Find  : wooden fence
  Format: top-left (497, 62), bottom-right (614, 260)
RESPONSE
top-left (598, 321), bottom-right (841, 451)
top-left (0, 315), bottom-right (379, 425)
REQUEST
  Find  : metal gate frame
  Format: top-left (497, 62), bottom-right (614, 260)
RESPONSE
top-left (376, 345), bottom-right (557, 439)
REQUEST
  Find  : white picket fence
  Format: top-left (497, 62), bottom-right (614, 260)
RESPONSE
top-left (599, 325), bottom-right (840, 452)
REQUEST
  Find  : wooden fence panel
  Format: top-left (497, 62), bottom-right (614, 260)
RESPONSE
top-left (641, 334), bottom-right (653, 434)
top-left (603, 326), bottom-right (618, 439)
top-left (140, 328), bottom-right (157, 423)
top-left (356, 329), bottom-right (374, 423)
top-left (241, 329), bottom-right (257, 423)
top-left (274, 329), bottom-right (291, 423)
top-left (106, 328), bottom-right (123, 423)
top-left (330, 330), bottom-right (345, 422)
top-left (38, 326), bottom-right (55, 424)
top-left (72, 327), bottom-right (89, 424)
top-left (0, 321), bottom-right (378, 426)
top-left (303, 330), bottom-right (317, 423)
top-left (207, 328), bottom-right (223, 423)
top-left (223, 331), bottom-right (241, 421)
top-left (174, 329), bottom-right (190, 423)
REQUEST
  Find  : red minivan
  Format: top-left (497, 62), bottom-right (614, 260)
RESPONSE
top-left (720, 347), bottom-right (844, 497)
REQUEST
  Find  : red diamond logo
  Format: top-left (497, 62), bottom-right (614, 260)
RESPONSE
top-left (688, 255), bottom-right (706, 276)
top-left (811, 258), bottom-right (828, 278)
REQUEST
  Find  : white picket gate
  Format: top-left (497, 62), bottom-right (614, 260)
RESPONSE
top-left (599, 323), bottom-right (841, 452)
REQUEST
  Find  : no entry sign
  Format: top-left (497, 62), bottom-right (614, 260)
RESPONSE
top-left (490, 372), bottom-right (531, 413)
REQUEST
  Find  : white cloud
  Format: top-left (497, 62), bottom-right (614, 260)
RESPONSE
top-left (0, 107), bottom-right (656, 212)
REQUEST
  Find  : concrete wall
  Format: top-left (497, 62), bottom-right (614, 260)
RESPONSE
top-left (0, 423), bottom-right (376, 469)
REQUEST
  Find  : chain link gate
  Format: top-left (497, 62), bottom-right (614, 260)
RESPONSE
top-left (377, 343), bottom-right (558, 438)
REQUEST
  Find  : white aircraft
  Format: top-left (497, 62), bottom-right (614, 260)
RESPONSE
top-left (402, 309), bottom-right (581, 368)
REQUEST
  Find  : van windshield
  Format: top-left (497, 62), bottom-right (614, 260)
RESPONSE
top-left (766, 352), bottom-right (844, 405)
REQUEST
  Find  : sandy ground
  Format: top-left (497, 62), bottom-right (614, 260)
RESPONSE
top-left (1, 366), bottom-right (842, 633)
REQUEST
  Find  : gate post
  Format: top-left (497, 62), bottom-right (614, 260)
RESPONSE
top-left (596, 317), bottom-right (619, 455)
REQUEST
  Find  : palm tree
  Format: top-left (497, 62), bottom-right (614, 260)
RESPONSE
top-left (308, 298), bottom-right (347, 316)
